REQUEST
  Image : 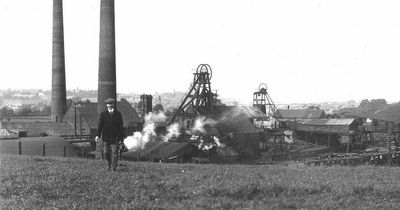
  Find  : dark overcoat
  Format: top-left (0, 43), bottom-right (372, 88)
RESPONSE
top-left (96, 110), bottom-right (124, 143)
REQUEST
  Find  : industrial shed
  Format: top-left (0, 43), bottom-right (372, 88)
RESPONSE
top-left (297, 119), bottom-right (359, 134)
top-left (277, 108), bottom-right (327, 129)
top-left (295, 118), bottom-right (361, 152)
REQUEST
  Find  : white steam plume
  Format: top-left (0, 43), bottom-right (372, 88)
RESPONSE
top-left (124, 112), bottom-right (166, 151)
top-left (144, 111), bottom-right (166, 123)
top-left (124, 132), bottom-right (147, 150)
top-left (187, 116), bottom-right (217, 135)
top-left (164, 123), bottom-right (180, 142)
top-left (213, 136), bottom-right (225, 147)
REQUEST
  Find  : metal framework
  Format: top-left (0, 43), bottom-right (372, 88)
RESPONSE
top-left (253, 83), bottom-right (279, 117)
top-left (169, 64), bottom-right (214, 126)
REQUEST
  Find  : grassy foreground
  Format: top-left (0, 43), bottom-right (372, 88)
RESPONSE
top-left (1, 155), bottom-right (400, 209)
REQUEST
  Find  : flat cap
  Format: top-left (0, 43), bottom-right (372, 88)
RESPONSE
top-left (104, 98), bottom-right (116, 104)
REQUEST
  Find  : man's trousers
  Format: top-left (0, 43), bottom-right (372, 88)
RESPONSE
top-left (103, 141), bottom-right (119, 171)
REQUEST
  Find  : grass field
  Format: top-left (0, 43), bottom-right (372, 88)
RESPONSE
top-left (1, 155), bottom-right (400, 209)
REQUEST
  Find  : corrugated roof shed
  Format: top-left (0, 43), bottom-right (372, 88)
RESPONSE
top-left (300, 119), bottom-right (356, 126)
top-left (296, 118), bottom-right (358, 134)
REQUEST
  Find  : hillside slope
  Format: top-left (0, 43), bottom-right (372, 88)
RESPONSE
top-left (2, 155), bottom-right (400, 209)
top-left (337, 102), bottom-right (400, 123)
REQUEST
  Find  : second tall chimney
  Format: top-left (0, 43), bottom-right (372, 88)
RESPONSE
top-left (97, 0), bottom-right (116, 114)
top-left (51, 0), bottom-right (67, 122)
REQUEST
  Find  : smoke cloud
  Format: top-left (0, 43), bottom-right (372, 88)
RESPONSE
top-left (124, 112), bottom-right (166, 151)
top-left (163, 123), bottom-right (180, 142)
top-left (213, 136), bottom-right (225, 147)
top-left (124, 132), bottom-right (147, 150)
top-left (124, 112), bottom-right (187, 151)
top-left (187, 116), bottom-right (217, 135)
top-left (123, 111), bottom-right (232, 151)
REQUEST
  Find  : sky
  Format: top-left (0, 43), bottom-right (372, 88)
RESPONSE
top-left (0, 0), bottom-right (399, 104)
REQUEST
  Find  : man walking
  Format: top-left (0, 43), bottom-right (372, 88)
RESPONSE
top-left (95, 98), bottom-right (124, 171)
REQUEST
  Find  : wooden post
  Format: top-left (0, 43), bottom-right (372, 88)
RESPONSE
top-left (388, 123), bottom-right (393, 166)
top-left (396, 123), bottom-right (399, 140)
top-left (42, 143), bottom-right (46, 156)
top-left (81, 147), bottom-right (85, 158)
top-left (388, 139), bottom-right (392, 166)
top-left (74, 106), bottom-right (77, 136)
top-left (63, 146), bottom-right (66, 157)
top-left (328, 135), bottom-right (331, 151)
top-left (273, 136), bottom-right (277, 161)
top-left (18, 141), bottom-right (22, 155)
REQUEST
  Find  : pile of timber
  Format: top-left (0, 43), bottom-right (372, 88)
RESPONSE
top-left (306, 151), bottom-right (400, 166)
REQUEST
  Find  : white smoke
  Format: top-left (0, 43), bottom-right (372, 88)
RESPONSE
top-left (203, 144), bottom-right (214, 150)
top-left (213, 136), bottom-right (225, 147)
top-left (124, 132), bottom-right (148, 150)
top-left (124, 112), bottom-right (166, 151)
top-left (198, 139), bottom-right (215, 151)
top-left (123, 112), bottom-right (228, 151)
top-left (144, 111), bottom-right (166, 122)
top-left (163, 123), bottom-right (180, 142)
top-left (187, 116), bottom-right (217, 135)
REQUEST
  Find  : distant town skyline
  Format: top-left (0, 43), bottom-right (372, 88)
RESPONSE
top-left (1, 0), bottom-right (399, 104)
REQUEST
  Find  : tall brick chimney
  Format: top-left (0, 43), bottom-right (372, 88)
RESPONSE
top-left (51, 0), bottom-right (67, 122)
top-left (97, 0), bottom-right (116, 114)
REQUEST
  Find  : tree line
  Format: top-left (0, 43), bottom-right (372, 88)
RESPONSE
top-left (0, 105), bottom-right (51, 121)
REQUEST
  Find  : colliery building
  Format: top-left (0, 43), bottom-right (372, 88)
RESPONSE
top-left (277, 108), bottom-right (326, 128)
top-left (63, 99), bottom-right (142, 138)
top-left (295, 118), bottom-right (362, 153)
